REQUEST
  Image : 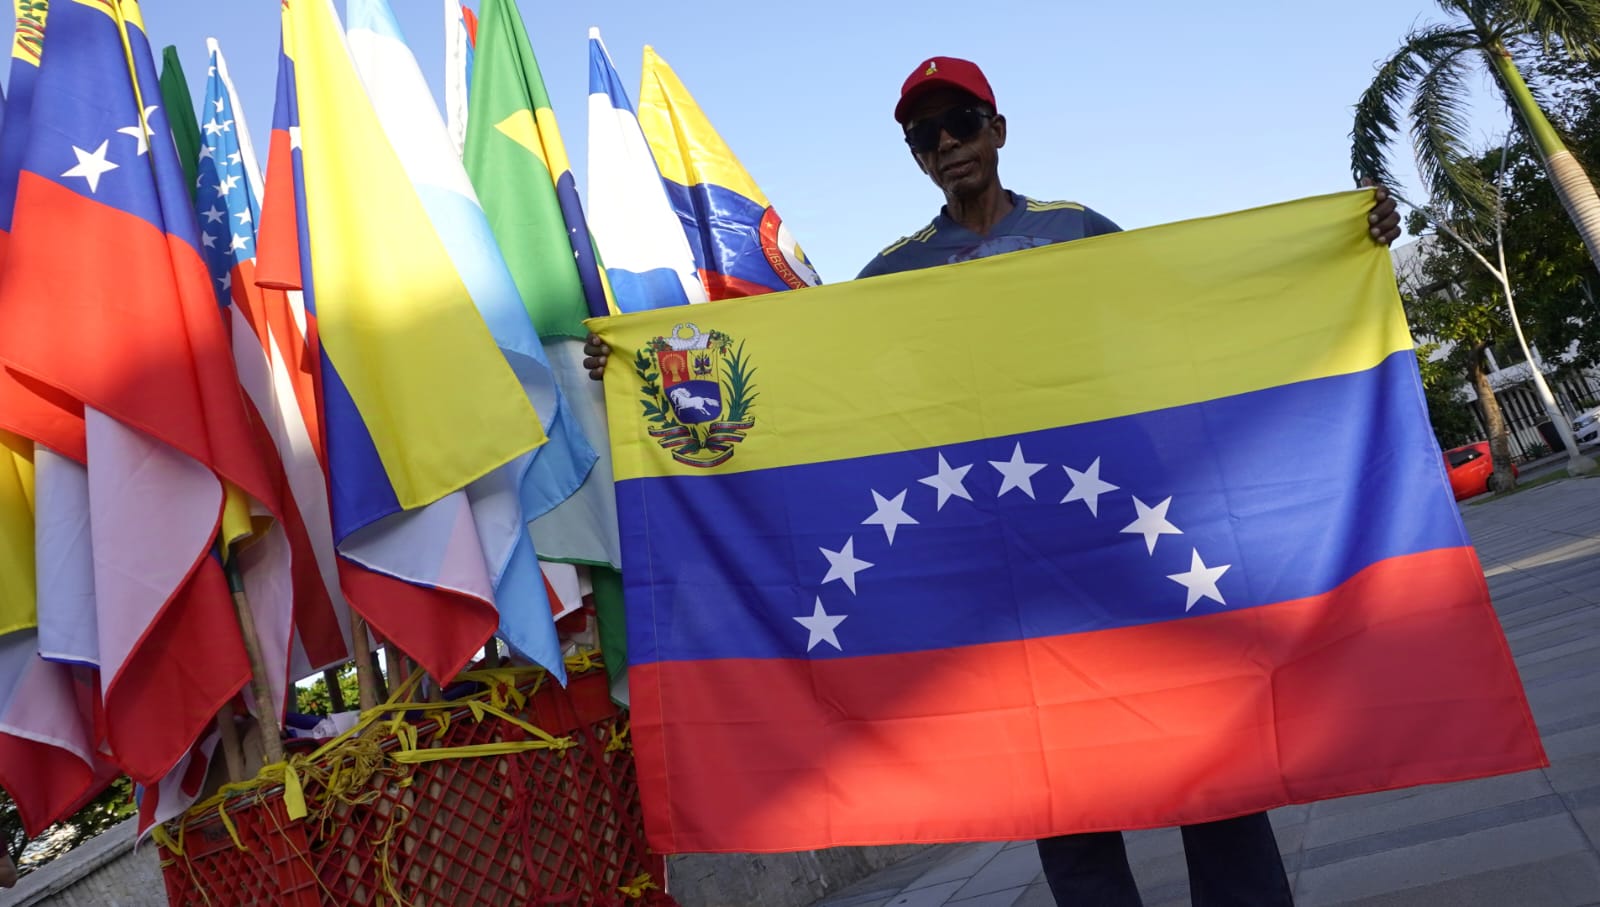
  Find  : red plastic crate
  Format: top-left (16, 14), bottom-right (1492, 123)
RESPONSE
top-left (158, 669), bottom-right (675, 906)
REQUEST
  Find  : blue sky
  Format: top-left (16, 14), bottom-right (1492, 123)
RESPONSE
top-left (8, 1), bottom-right (1512, 275)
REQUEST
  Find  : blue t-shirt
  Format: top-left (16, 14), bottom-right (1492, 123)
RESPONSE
top-left (856, 193), bottom-right (1121, 279)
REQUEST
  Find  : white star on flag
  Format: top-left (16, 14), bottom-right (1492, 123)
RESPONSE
top-left (215, 174), bottom-right (240, 196)
top-left (1121, 496), bottom-right (1182, 554)
top-left (1168, 550), bottom-right (1230, 611)
top-left (213, 98), bottom-right (225, 113)
top-left (235, 209), bottom-right (252, 226)
top-left (862, 489), bottom-right (918, 545)
top-left (820, 537), bottom-right (874, 594)
top-left (919, 453), bottom-right (973, 511)
top-left (1061, 457), bottom-right (1119, 517)
top-left (228, 151), bottom-right (242, 166)
top-left (228, 232), bottom-right (250, 253)
top-left (198, 145), bottom-right (215, 161)
top-left (200, 232), bottom-right (217, 249)
top-left (61, 141), bottom-right (118, 193)
top-left (794, 598), bottom-right (847, 652)
top-left (116, 105), bottom-right (159, 155)
top-left (216, 272), bottom-right (232, 291)
top-left (202, 205), bottom-right (225, 224)
top-left (201, 117), bottom-right (234, 137)
top-left (989, 443), bottom-right (1046, 499)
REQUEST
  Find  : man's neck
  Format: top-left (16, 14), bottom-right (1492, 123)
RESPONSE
top-left (944, 184), bottom-right (1012, 236)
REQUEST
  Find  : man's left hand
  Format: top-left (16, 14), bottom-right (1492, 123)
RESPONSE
top-left (1360, 177), bottom-right (1401, 246)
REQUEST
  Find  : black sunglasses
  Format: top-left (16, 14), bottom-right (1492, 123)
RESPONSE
top-left (903, 107), bottom-right (993, 153)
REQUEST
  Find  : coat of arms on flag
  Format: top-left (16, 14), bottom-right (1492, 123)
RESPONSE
top-left (636, 323), bottom-right (755, 467)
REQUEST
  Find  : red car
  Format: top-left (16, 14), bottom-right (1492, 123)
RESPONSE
top-left (1444, 442), bottom-right (1518, 501)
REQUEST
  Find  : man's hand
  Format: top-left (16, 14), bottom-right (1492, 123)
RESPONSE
top-left (583, 333), bottom-right (610, 381)
top-left (1360, 177), bottom-right (1402, 246)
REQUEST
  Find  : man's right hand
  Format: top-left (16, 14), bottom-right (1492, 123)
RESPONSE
top-left (583, 333), bottom-right (610, 381)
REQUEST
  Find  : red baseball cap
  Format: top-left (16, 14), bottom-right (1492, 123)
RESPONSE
top-left (894, 56), bottom-right (996, 123)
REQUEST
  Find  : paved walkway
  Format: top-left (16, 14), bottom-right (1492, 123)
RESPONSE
top-left (816, 476), bottom-right (1600, 907)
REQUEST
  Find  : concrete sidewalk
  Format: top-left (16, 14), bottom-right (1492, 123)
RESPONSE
top-left (815, 477), bottom-right (1600, 907)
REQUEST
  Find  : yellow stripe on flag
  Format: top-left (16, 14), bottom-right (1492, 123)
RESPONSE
top-left (0, 430), bottom-right (36, 635)
top-left (592, 191), bottom-right (1412, 482)
top-left (287, 0), bottom-right (543, 508)
top-left (637, 46), bottom-right (767, 204)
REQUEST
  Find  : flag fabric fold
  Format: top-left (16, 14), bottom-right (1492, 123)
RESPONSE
top-left (346, 0), bottom-right (569, 678)
top-left (586, 30), bottom-right (705, 313)
top-left (261, 0), bottom-right (547, 685)
top-left (592, 191), bottom-right (1546, 854)
top-left (637, 46), bottom-right (821, 299)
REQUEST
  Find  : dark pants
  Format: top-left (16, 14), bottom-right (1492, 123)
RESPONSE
top-left (1037, 812), bottom-right (1293, 906)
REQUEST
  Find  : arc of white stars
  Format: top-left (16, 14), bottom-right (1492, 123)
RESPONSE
top-left (1121, 496), bottom-right (1182, 554)
top-left (820, 537), bottom-right (873, 594)
top-left (61, 141), bottom-right (117, 193)
top-left (989, 443), bottom-right (1046, 499)
top-left (918, 453), bottom-right (973, 511)
top-left (1168, 550), bottom-right (1230, 611)
top-left (116, 105), bottom-right (159, 155)
top-left (1061, 457), bottom-right (1119, 517)
top-left (794, 598), bottom-right (847, 652)
top-left (862, 489), bottom-right (917, 545)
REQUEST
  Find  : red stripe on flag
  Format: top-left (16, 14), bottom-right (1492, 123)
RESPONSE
top-left (630, 545), bottom-right (1545, 853)
top-left (0, 175), bottom-right (278, 502)
top-left (255, 129), bottom-right (303, 293)
top-left (111, 555), bottom-right (249, 785)
top-left (338, 559), bottom-right (495, 684)
top-left (698, 268), bottom-right (777, 301)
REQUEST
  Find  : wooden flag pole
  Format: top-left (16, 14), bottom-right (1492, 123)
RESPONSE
top-left (350, 613), bottom-right (380, 711)
top-left (222, 555), bottom-right (285, 767)
top-left (215, 702), bottom-right (246, 782)
top-left (323, 666), bottom-right (347, 713)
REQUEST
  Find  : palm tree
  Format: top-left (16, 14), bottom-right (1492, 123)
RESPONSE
top-left (1352, 0), bottom-right (1600, 276)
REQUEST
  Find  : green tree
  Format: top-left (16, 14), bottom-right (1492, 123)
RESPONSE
top-left (1401, 223), bottom-right (1522, 490)
top-left (1351, 0), bottom-right (1600, 278)
top-left (1492, 56), bottom-right (1600, 367)
top-left (295, 664), bottom-right (363, 717)
top-left (1417, 345), bottom-right (1486, 447)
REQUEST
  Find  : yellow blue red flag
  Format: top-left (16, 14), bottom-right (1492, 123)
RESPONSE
top-left (592, 192), bottom-right (1544, 853)
top-left (637, 45), bottom-right (820, 300)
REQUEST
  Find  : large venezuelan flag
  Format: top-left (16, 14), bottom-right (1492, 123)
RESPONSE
top-left (592, 191), bottom-right (1546, 853)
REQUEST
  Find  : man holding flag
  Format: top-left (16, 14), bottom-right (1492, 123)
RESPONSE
top-left (584, 54), bottom-right (1408, 907)
top-left (867, 56), bottom-right (1400, 907)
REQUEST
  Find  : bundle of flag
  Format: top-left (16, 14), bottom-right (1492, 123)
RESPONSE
top-left (0, 0), bottom-right (313, 795)
top-left (593, 191), bottom-right (1546, 853)
top-left (637, 46), bottom-right (821, 298)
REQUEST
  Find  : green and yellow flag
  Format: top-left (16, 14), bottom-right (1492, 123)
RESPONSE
top-left (463, 0), bottom-right (610, 339)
